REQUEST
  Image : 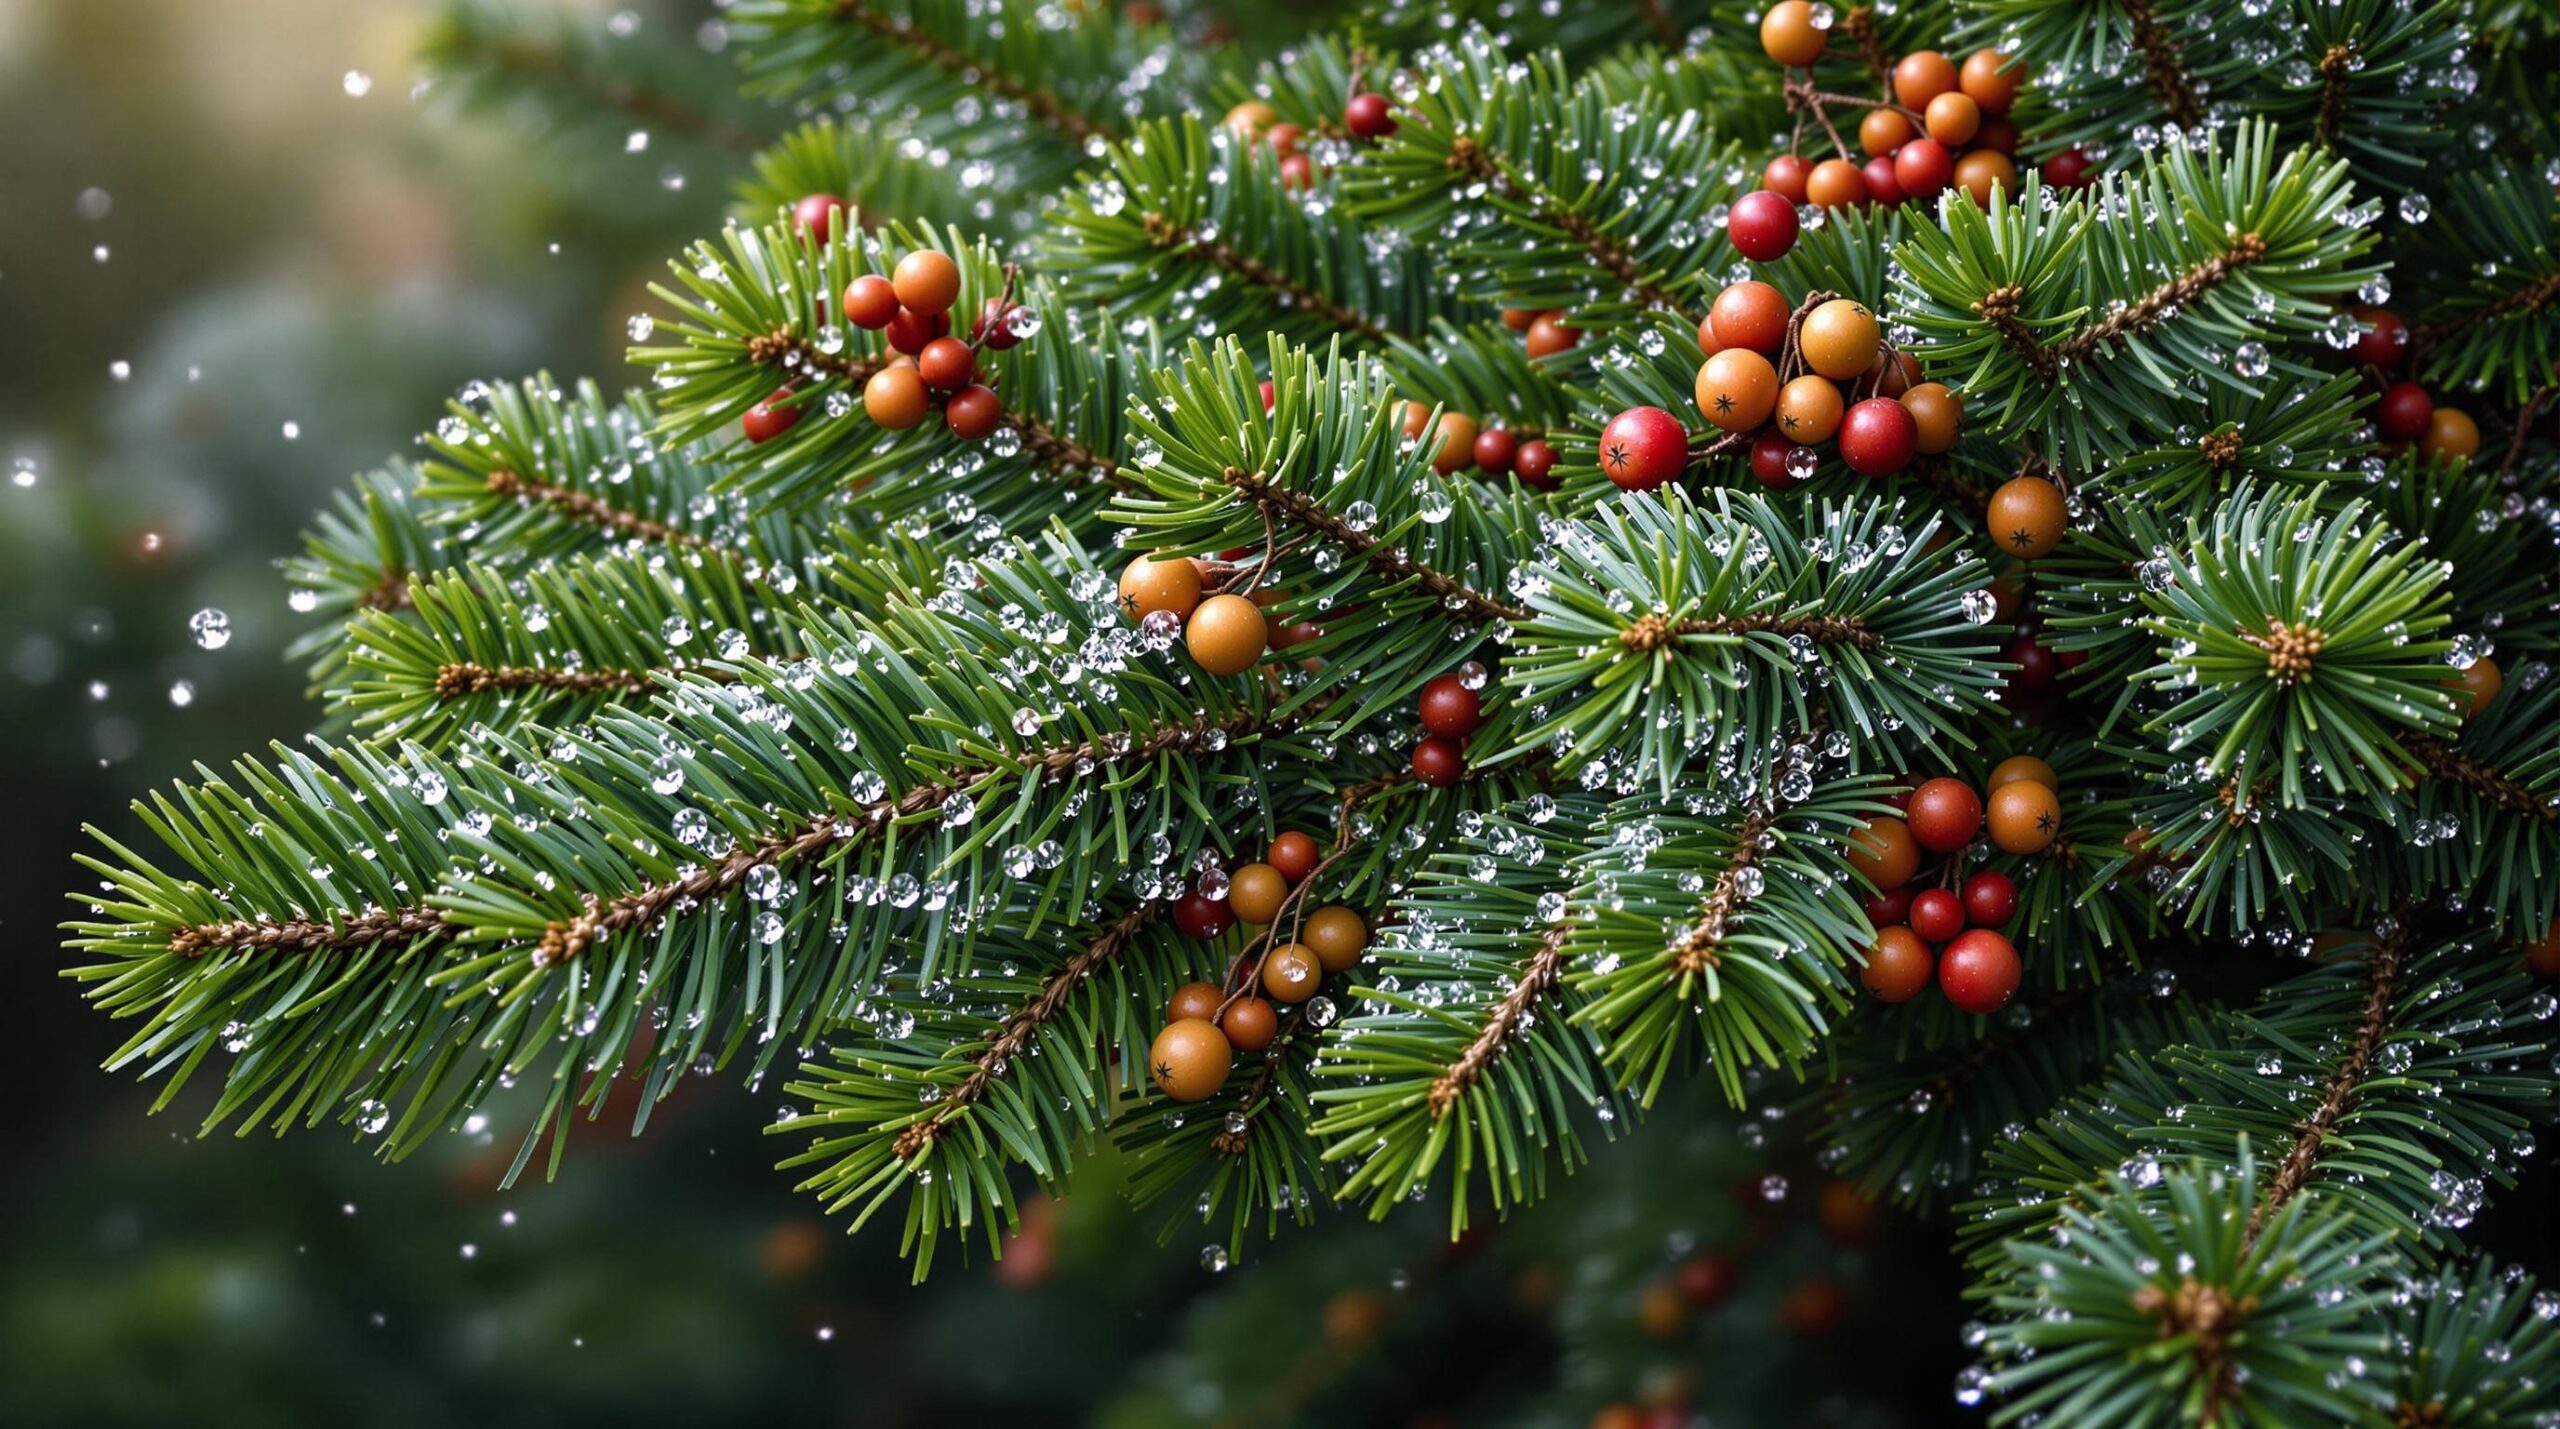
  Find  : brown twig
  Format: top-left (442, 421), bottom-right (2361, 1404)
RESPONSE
top-left (2404, 733), bottom-right (2554, 819)
top-left (533, 710), bottom-right (1269, 967)
top-left (166, 904), bottom-right (451, 961)
top-left (1971, 235), bottom-right (2269, 385)
top-left (894, 903), bottom-right (1163, 1160)
top-left (475, 33), bottom-right (764, 156)
top-left (2242, 919), bottom-right (2412, 1248)
top-left (1220, 466), bottom-right (1531, 626)
top-left (1617, 610), bottom-right (1885, 654)
top-left (2412, 271), bottom-right (2560, 347)
top-left (1666, 811), bottom-right (1773, 976)
top-left (484, 470), bottom-right (727, 555)
top-left (1425, 923), bottom-right (1570, 1118)
top-left (2311, 43), bottom-right (2357, 150)
top-left (1444, 137), bottom-right (1696, 320)
top-left (825, 0), bottom-right (1118, 146)
top-left (2121, 0), bottom-right (2205, 130)
top-left (2498, 385), bottom-right (2553, 479)
top-left (750, 328), bottom-right (1131, 491)
top-left (1141, 213), bottom-right (1396, 342)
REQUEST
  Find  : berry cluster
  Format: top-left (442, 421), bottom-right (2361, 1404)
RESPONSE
top-left (1595, 284), bottom-right (1962, 494)
top-left (1387, 398), bottom-right (1560, 491)
top-left (837, 250), bottom-right (1029, 441)
top-left (1411, 664), bottom-right (1489, 787)
top-left (1755, 6), bottom-right (2027, 215)
top-left (1149, 831), bottom-right (1371, 1102)
top-left (2346, 305), bottom-right (2482, 464)
top-left (1218, 87), bottom-right (1396, 193)
top-left (1118, 554), bottom-right (1271, 677)
top-left (1849, 757), bottom-right (2067, 1013)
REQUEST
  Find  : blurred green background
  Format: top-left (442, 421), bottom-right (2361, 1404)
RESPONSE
top-left (0, 4), bottom-right (1979, 1424)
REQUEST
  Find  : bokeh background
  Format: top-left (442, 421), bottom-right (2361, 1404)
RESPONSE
top-left (0, 3), bottom-right (2183, 1425)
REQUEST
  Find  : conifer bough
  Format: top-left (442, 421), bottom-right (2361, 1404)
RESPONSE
top-left (62, 1), bottom-right (2560, 1421)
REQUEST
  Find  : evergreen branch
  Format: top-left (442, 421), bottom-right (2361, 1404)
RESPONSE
top-left (530, 709), bottom-right (1260, 969)
top-left (2413, 270), bottom-right (2560, 346)
top-left (1441, 136), bottom-right (1694, 320)
top-left (483, 468), bottom-right (725, 553)
top-left (824, 0), bottom-right (1116, 146)
top-left (1972, 232), bottom-right (2268, 384)
top-left (2121, 0), bottom-right (2204, 129)
top-left (1500, 490), bottom-right (2005, 794)
top-left (1426, 923), bottom-right (1569, 1119)
top-left (433, 5), bottom-right (763, 154)
top-left (2404, 732), bottom-right (2552, 819)
top-left (1220, 465), bottom-right (1527, 626)
top-left (2136, 486), bottom-right (2458, 803)
top-left (1111, 336), bottom-right (1537, 729)
top-left (1148, 216), bottom-right (1391, 344)
top-left (1893, 121), bottom-right (2380, 469)
top-left (1042, 112), bottom-right (1462, 350)
top-left (333, 555), bottom-right (801, 747)
top-left (420, 0), bottom-right (775, 159)
top-left (2242, 914), bottom-right (2408, 1249)
top-left (1342, 33), bottom-right (1741, 330)
top-left (638, 221), bottom-right (1152, 523)
top-left (901, 902), bottom-right (1159, 1159)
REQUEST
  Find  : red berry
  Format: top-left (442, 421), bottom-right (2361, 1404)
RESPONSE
top-left (1939, 929), bottom-right (2022, 1014)
top-left (1762, 154), bottom-right (1813, 204)
top-left (1173, 890), bottom-right (1235, 939)
top-left (743, 387), bottom-right (803, 444)
top-left (917, 336), bottom-right (977, 391)
top-left (1837, 397), bottom-right (1918, 476)
top-left (843, 275), bottom-right (900, 329)
top-left (1514, 438), bottom-right (1559, 490)
top-left (1909, 888), bottom-right (1965, 942)
top-left (1677, 1253), bottom-right (1737, 1307)
top-left (1709, 280), bottom-right (1792, 355)
top-left (1600, 406), bottom-right (1690, 491)
top-left (972, 299), bottom-right (1025, 351)
top-left (2376, 382), bottom-right (2434, 443)
top-left (945, 385), bottom-right (1003, 441)
top-left (1419, 674), bottom-right (1484, 737)
top-left (1906, 777), bottom-right (1983, 853)
top-left (1474, 426), bottom-right (1518, 476)
top-left (1726, 190), bottom-right (1801, 263)
top-left (1268, 831), bottom-right (1321, 884)
top-left (1749, 428), bottom-right (1802, 489)
top-left (1259, 379), bottom-right (1276, 412)
top-left (2043, 148), bottom-right (2093, 189)
top-left (1862, 886), bottom-right (1914, 927)
top-left (884, 306), bottom-right (948, 357)
top-left (1893, 138), bottom-right (1954, 201)
top-left (2350, 307), bottom-right (2408, 370)
top-left (1961, 871), bottom-right (2018, 928)
top-left (2004, 633), bottom-right (2058, 690)
top-left (1412, 734), bottom-right (1465, 786)
top-left (1861, 155), bottom-right (1907, 207)
top-left (1345, 92), bottom-right (1397, 139)
top-left (1279, 153), bottom-right (1316, 190)
top-left (792, 192), bottom-right (846, 242)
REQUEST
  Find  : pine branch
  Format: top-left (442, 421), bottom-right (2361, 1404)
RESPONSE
top-left (2120, 0), bottom-right (2204, 129)
top-left (2241, 915), bottom-right (2407, 1249)
top-left (421, 0), bottom-right (775, 158)
top-left (1499, 490), bottom-right (2005, 794)
top-left (638, 222), bottom-right (1152, 524)
top-left (822, 0), bottom-right (1117, 146)
top-left (1894, 121), bottom-right (2381, 469)
top-left (1426, 923), bottom-right (1570, 1119)
top-left (1342, 33), bottom-right (1742, 330)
